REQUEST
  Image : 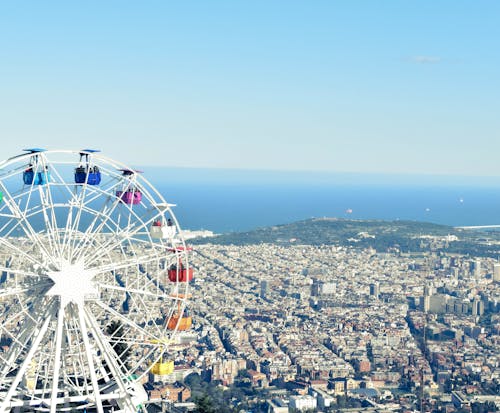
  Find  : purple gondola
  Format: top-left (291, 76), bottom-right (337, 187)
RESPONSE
top-left (116, 189), bottom-right (142, 205)
top-left (116, 169), bottom-right (143, 205)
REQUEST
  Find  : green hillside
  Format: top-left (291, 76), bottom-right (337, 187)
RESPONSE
top-left (193, 218), bottom-right (500, 257)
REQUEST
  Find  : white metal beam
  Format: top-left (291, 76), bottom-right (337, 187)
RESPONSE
top-left (77, 303), bottom-right (104, 413)
top-left (50, 303), bottom-right (65, 413)
top-left (0, 313), bottom-right (53, 411)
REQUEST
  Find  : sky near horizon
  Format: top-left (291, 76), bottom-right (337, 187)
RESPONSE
top-left (1, 1), bottom-right (499, 176)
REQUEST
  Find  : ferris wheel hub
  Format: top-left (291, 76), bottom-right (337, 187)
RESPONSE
top-left (46, 260), bottom-right (98, 307)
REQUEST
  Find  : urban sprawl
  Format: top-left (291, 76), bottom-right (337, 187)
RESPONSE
top-left (149, 233), bottom-right (500, 412)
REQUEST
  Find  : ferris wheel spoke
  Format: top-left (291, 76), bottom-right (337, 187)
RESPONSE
top-left (71, 193), bottom-right (124, 263)
top-left (0, 175), bottom-right (24, 211)
top-left (0, 292), bottom-right (43, 332)
top-left (0, 296), bottom-right (51, 381)
top-left (91, 300), bottom-right (161, 342)
top-left (65, 315), bottom-right (94, 397)
top-left (62, 185), bottom-right (114, 261)
top-left (116, 282), bottom-right (166, 338)
top-left (0, 237), bottom-right (50, 271)
top-left (71, 176), bottom-right (134, 261)
top-left (0, 312), bottom-right (53, 411)
top-left (0, 284), bottom-right (50, 300)
top-left (76, 304), bottom-right (104, 413)
top-left (83, 227), bottom-right (160, 269)
top-left (0, 185), bottom-right (56, 268)
top-left (50, 304), bottom-right (65, 413)
top-left (60, 178), bottom-right (100, 260)
top-left (0, 209), bottom-right (19, 237)
top-left (79, 197), bottom-right (165, 268)
top-left (41, 165), bottom-right (82, 260)
top-left (97, 282), bottom-right (163, 299)
top-left (37, 182), bottom-right (62, 259)
top-left (21, 164), bottom-right (62, 265)
top-left (83, 309), bottom-right (138, 412)
top-left (68, 201), bottom-right (116, 263)
top-left (60, 206), bottom-right (75, 260)
top-left (90, 251), bottom-right (165, 276)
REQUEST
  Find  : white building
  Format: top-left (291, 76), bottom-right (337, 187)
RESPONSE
top-left (289, 395), bottom-right (317, 411)
top-left (494, 263), bottom-right (500, 282)
top-left (267, 398), bottom-right (289, 413)
top-left (313, 388), bottom-right (334, 409)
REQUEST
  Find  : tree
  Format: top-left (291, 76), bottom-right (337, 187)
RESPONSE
top-left (194, 394), bottom-right (216, 413)
top-left (106, 320), bottom-right (131, 368)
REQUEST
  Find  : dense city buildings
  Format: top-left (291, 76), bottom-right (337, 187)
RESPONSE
top-left (181, 238), bottom-right (500, 411)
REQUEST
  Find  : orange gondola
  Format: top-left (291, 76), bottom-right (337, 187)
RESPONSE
top-left (167, 300), bottom-right (192, 331)
top-left (167, 314), bottom-right (192, 331)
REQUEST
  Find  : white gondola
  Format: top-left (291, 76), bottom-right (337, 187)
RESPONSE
top-left (150, 218), bottom-right (177, 239)
top-left (150, 203), bottom-right (178, 239)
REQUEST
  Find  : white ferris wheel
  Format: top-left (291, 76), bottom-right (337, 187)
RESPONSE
top-left (0, 149), bottom-right (194, 412)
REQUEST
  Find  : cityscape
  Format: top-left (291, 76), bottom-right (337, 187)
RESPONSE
top-left (157, 225), bottom-right (499, 412)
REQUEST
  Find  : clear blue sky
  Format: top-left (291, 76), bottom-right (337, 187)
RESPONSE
top-left (1, 1), bottom-right (499, 175)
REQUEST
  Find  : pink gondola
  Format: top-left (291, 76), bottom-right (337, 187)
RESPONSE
top-left (116, 189), bottom-right (142, 205)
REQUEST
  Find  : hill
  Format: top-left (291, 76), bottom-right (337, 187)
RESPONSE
top-left (192, 218), bottom-right (500, 257)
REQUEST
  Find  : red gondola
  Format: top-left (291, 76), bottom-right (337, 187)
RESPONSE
top-left (167, 246), bottom-right (193, 253)
top-left (168, 260), bottom-right (194, 282)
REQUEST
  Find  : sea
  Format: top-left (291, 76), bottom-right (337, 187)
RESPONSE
top-left (146, 168), bottom-right (500, 234)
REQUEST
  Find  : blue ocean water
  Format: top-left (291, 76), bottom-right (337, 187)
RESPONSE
top-left (3, 167), bottom-right (500, 235)
top-left (146, 169), bottom-right (500, 233)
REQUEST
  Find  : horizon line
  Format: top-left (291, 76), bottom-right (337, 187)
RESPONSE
top-left (137, 164), bottom-right (500, 180)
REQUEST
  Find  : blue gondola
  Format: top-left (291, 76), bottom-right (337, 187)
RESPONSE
top-left (74, 149), bottom-right (101, 185)
top-left (74, 167), bottom-right (101, 185)
top-left (22, 148), bottom-right (50, 185)
top-left (23, 169), bottom-right (50, 185)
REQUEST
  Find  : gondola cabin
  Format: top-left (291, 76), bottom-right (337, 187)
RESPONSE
top-left (75, 166), bottom-right (101, 185)
top-left (168, 262), bottom-right (194, 283)
top-left (22, 148), bottom-right (50, 185)
top-left (167, 313), bottom-right (192, 331)
top-left (116, 189), bottom-right (142, 205)
top-left (116, 168), bottom-right (142, 205)
top-left (150, 218), bottom-right (177, 239)
top-left (75, 150), bottom-right (101, 185)
top-left (150, 358), bottom-right (174, 376)
top-left (23, 169), bottom-right (50, 185)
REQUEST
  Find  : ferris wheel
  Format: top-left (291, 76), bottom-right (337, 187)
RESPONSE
top-left (0, 149), bottom-right (194, 412)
